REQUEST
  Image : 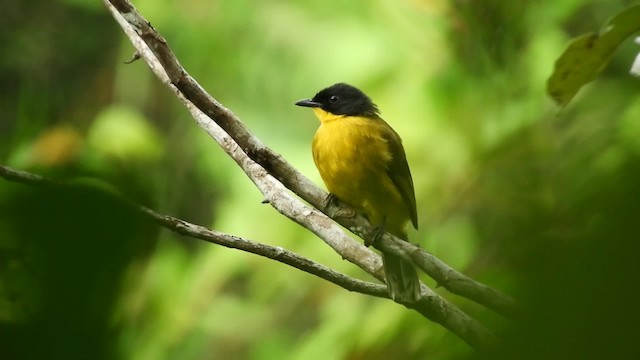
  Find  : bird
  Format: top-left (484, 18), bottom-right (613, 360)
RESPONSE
top-left (295, 83), bottom-right (421, 303)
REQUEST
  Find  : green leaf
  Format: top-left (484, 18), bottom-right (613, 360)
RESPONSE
top-left (547, 5), bottom-right (640, 107)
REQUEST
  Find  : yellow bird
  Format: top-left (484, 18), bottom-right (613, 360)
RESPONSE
top-left (295, 83), bottom-right (421, 302)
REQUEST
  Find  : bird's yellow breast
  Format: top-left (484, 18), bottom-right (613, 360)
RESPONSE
top-left (311, 112), bottom-right (408, 233)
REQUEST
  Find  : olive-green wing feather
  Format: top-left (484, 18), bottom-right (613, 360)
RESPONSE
top-left (381, 121), bottom-right (418, 229)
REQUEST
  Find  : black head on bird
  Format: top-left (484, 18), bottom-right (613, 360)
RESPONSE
top-left (295, 83), bottom-right (379, 117)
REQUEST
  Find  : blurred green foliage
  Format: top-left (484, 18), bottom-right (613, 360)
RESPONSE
top-left (1, 0), bottom-right (640, 359)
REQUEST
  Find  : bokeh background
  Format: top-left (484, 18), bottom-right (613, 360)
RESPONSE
top-left (2, 0), bottom-right (640, 359)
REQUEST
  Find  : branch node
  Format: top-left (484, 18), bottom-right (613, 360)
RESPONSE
top-left (124, 52), bottom-right (141, 64)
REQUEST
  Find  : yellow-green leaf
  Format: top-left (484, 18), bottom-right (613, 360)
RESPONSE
top-left (547, 5), bottom-right (640, 107)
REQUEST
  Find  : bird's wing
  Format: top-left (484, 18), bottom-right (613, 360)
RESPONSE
top-left (381, 121), bottom-right (418, 229)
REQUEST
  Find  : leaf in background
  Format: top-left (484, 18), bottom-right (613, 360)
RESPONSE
top-left (547, 5), bottom-right (640, 107)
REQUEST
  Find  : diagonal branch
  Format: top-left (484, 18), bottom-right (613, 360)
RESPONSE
top-left (0, 165), bottom-right (388, 298)
top-left (139, 207), bottom-right (390, 297)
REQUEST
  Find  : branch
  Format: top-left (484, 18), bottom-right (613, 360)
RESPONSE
top-left (139, 208), bottom-right (390, 297)
top-left (0, 165), bottom-right (388, 298)
top-left (99, 0), bottom-right (502, 349)
top-left (377, 236), bottom-right (518, 318)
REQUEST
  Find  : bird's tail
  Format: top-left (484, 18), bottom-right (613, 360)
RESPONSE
top-left (382, 251), bottom-right (421, 303)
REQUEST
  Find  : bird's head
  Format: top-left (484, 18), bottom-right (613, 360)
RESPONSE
top-left (295, 83), bottom-right (379, 118)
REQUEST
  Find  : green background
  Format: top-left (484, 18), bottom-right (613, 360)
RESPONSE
top-left (1, 0), bottom-right (640, 359)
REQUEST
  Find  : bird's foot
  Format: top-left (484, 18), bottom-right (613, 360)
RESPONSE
top-left (323, 193), bottom-right (339, 212)
top-left (366, 223), bottom-right (386, 247)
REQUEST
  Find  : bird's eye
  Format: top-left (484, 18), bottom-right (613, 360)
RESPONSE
top-left (329, 95), bottom-right (339, 103)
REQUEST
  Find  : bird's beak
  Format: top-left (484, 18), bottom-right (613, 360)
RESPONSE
top-left (295, 99), bottom-right (322, 108)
